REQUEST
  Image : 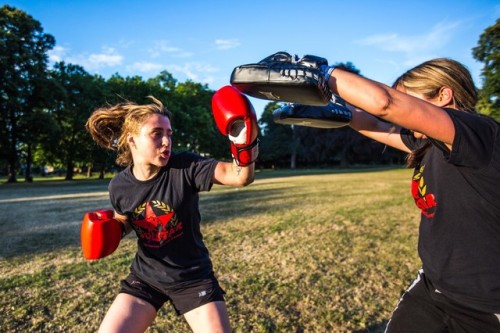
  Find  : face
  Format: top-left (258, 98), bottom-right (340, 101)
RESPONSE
top-left (129, 113), bottom-right (173, 168)
top-left (397, 87), bottom-right (441, 140)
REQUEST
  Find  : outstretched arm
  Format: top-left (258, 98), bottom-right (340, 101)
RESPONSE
top-left (213, 160), bottom-right (255, 187)
top-left (211, 85), bottom-right (259, 187)
top-left (347, 104), bottom-right (410, 152)
top-left (328, 69), bottom-right (455, 148)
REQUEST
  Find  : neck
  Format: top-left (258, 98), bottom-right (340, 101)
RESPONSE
top-left (132, 163), bottom-right (160, 181)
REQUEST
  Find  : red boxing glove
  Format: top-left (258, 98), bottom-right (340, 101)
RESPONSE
top-left (81, 209), bottom-right (124, 260)
top-left (212, 85), bottom-right (259, 166)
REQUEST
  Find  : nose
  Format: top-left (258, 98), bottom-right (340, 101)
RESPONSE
top-left (162, 135), bottom-right (171, 146)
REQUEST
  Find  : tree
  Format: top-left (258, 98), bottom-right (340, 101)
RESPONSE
top-left (170, 80), bottom-right (227, 158)
top-left (258, 101), bottom-right (294, 168)
top-left (472, 18), bottom-right (500, 121)
top-left (0, 5), bottom-right (55, 182)
top-left (49, 62), bottom-right (105, 180)
top-left (18, 106), bottom-right (59, 179)
top-left (105, 73), bottom-right (155, 105)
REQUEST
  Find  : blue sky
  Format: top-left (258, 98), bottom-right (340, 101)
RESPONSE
top-left (6, 0), bottom-right (500, 117)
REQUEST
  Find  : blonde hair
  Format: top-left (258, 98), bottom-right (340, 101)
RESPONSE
top-left (393, 58), bottom-right (478, 167)
top-left (394, 58), bottom-right (478, 113)
top-left (86, 96), bottom-right (171, 166)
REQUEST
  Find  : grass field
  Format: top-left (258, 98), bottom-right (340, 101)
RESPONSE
top-left (0, 168), bottom-right (421, 332)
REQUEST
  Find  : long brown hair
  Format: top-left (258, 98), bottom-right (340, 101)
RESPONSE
top-left (393, 58), bottom-right (478, 167)
top-left (86, 96), bottom-right (171, 166)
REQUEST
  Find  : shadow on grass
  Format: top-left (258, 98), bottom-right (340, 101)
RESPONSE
top-left (0, 166), bottom-right (405, 259)
top-left (0, 183), bottom-right (295, 259)
top-left (254, 166), bottom-right (403, 180)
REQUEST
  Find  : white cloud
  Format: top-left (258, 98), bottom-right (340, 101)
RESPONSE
top-left (356, 21), bottom-right (460, 56)
top-left (148, 40), bottom-right (193, 58)
top-left (354, 21), bottom-right (464, 73)
top-left (86, 48), bottom-right (123, 69)
top-left (166, 62), bottom-right (219, 84)
top-left (215, 38), bottom-right (240, 50)
top-left (126, 62), bottom-right (164, 73)
top-left (47, 45), bottom-right (67, 62)
top-left (48, 46), bottom-right (124, 71)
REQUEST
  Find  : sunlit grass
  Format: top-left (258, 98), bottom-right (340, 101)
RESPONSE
top-left (0, 168), bottom-right (420, 332)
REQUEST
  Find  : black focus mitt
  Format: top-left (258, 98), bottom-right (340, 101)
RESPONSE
top-left (273, 95), bottom-right (352, 129)
top-left (230, 51), bottom-right (332, 106)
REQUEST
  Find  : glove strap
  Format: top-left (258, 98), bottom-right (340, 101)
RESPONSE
top-left (231, 139), bottom-right (259, 166)
top-left (320, 65), bottom-right (336, 82)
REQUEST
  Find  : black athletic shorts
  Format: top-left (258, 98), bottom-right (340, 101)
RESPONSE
top-left (386, 270), bottom-right (500, 333)
top-left (119, 272), bottom-right (226, 315)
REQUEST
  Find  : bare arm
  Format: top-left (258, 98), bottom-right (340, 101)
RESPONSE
top-left (330, 69), bottom-right (455, 148)
top-left (114, 211), bottom-right (132, 236)
top-left (348, 104), bottom-right (410, 153)
top-left (212, 160), bottom-right (255, 187)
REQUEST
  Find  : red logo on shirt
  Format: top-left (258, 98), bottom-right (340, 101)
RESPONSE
top-left (411, 165), bottom-right (437, 218)
top-left (132, 201), bottom-right (183, 248)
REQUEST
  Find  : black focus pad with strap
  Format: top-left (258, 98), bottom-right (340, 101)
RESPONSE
top-left (230, 51), bottom-right (332, 106)
top-left (273, 95), bottom-right (352, 129)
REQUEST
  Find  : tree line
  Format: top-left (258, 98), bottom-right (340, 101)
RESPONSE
top-left (1, 5), bottom-right (498, 183)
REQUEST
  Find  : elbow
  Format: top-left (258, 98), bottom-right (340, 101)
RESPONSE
top-left (240, 175), bottom-right (255, 187)
top-left (371, 89), bottom-right (394, 119)
top-left (235, 173), bottom-right (255, 188)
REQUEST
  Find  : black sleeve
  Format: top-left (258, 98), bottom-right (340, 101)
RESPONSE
top-left (446, 109), bottom-right (499, 169)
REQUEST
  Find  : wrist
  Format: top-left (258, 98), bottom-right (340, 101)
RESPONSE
top-left (320, 65), bottom-right (336, 82)
top-left (230, 138), bottom-right (259, 166)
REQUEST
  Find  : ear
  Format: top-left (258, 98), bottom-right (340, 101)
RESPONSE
top-left (438, 87), bottom-right (454, 108)
top-left (127, 133), bottom-right (135, 148)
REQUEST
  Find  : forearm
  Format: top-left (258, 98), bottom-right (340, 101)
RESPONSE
top-left (347, 101), bottom-right (410, 152)
top-left (213, 160), bottom-right (255, 187)
top-left (329, 68), bottom-right (455, 145)
top-left (114, 212), bottom-right (132, 236)
top-left (328, 69), bottom-right (394, 120)
top-left (231, 160), bottom-right (255, 186)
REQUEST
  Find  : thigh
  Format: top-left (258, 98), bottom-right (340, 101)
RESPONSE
top-left (183, 301), bottom-right (231, 333)
top-left (442, 297), bottom-right (500, 333)
top-left (385, 272), bottom-right (447, 333)
top-left (168, 275), bottom-right (226, 315)
top-left (98, 293), bottom-right (157, 333)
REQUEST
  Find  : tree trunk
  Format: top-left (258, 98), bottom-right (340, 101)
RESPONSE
top-left (65, 161), bottom-right (74, 180)
top-left (7, 144), bottom-right (17, 183)
top-left (339, 142), bottom-right (351, 168)
top-left (86, 162), bottom-right (93, 178)
top-left (7, 163), bottom-right (17, 183)
top-left (24, 144), bottom-right (33, 182)
top-left (99, 164), bottom-right (105, 179)
top-left (290, 125), bottom-right (298, 169)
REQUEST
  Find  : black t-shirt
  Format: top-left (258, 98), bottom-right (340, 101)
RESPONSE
top-left (401, 108), bottom-right (500, 313)
top-left (109, 152), bottom-right (218, 290)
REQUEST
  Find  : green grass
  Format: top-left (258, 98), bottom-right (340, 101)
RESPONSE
top-left (0, 168), bottom-right (421, 332)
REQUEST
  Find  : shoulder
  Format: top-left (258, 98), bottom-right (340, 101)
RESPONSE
top-left (168, 151), bottom-right (215, 168)
top-left (446, 109), bottom-right (500, 147)
top-left (446, 109), bottom-right (500, 167)
top-left (109, 166), bottom-right (133, 189)
top-left (445, 109), bottom-right (499, 134)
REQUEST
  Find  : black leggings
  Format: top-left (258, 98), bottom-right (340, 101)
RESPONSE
top-left (385, 270), bottom-right (500, 333)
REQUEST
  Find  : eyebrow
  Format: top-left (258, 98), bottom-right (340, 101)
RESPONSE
top-left (152, 127), bottom-right (173, 134)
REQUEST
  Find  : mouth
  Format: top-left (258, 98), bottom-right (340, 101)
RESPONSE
top-left (160, 150), bottom-right (171, 160)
